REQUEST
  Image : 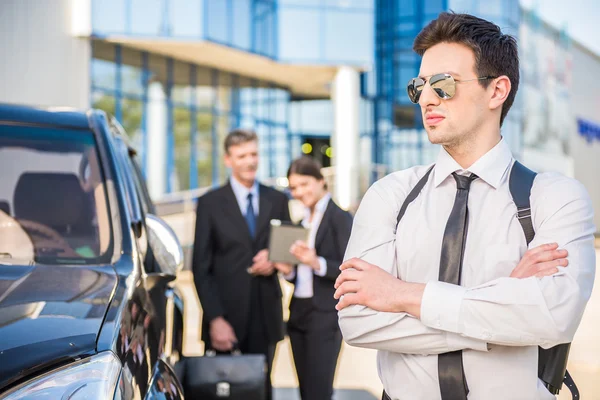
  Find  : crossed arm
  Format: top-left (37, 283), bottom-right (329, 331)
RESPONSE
top-left (336, 178), bottom-right (595, 355)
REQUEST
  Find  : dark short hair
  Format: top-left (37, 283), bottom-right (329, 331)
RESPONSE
top-left (287, 156), bottom-right (325, 182)
top-left (413, 12), bottom-right (519, 126)
top-left (224, 128), bottom-right (258, 154)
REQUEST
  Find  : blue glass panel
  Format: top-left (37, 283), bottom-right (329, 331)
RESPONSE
top-left (279, 0), bottom-right (321, 6)
top-left (323, 0), bottom-right (373, 8)
top-left (171, 0), bottom-right (203, 37)
top-left (207, 0), bottom-right (228, 43)
top-left (279, 9), bottom-right (321, 60)
top-left (292, 101), bottom-right (333, 134)
top-left (92, 59), bottom-right (117, 90)
top-left (324, 10), bottom-right (373, 63)
top-left (92, 0), bottom-right (126, 33)
top-left (232, 0), bottom-right (252, 50)
top-left (398, 0), bottom-right (416, 17)
top-left (449, 0), bottom-right (474, 13)
top-left (131, 0), bottom-right (163, 35)
top-left (121, 64), bottom-right (144, 96)
top-left (476, 0), bottom-right (503, 19)
top-left (424, 0), bottom-right (444, 14)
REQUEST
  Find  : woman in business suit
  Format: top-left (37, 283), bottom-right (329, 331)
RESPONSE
top-left (281, 156), bottom-right (353, 400)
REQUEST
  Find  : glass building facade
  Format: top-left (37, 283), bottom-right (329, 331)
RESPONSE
top-left (89, 0), bottom-right (524, 198)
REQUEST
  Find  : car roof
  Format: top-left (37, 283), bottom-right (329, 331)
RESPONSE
top-left (0, 103), bottom-right (96, 130)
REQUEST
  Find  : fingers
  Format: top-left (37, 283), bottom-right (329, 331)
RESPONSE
top-left (334, 269), bottom-right (360, 289)
top-left (512, 257), bottom-right (568, 279)
top-left (523, 243), bottom-right (563, 261)
top-left (335, 293), bottom-right (361, 311)
top-left (212, 339), bottom-right (233, 352)
top-left (535, 267), bottom-right (559, 278)
top-left (250, 261), bottom-right (275, 276)
top-left (340, 257), bottom-right (371, 271)
top-left (334, 281), bottom-right (360, 299)
top-left (253, 249), bottom-right (268, 262)
top-left (530, 248), bottom-right (568, 263)
top-left (535, 258), bottom-right (569, 274)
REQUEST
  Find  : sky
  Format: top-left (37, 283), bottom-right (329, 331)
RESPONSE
top-left (520, 0), bottom-right (600, 56)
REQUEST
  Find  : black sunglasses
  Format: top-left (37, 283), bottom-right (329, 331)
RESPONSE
top-left (406, 73), bottom-right (497, 104)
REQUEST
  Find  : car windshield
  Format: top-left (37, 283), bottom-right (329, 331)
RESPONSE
top-left (0, 123), bottom-right (113, 265)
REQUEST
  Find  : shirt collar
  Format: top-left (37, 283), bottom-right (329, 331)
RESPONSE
top-left (303, 193), bottom-right (332, 223)
top-left (432, 138), bottom-right (513, 189)
top-left (230, 176), bottom-right (258, 200)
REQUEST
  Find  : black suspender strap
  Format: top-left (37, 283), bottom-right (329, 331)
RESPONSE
top-left (395, 165), bottom-right (435, 232)
top-left (509, 161), bottom-right (577, 399)
top-left (509, 161), bottom-right (536, 245)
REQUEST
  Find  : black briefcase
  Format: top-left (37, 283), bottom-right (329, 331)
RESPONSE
top-left (182, 349), bottom-right (267, 400)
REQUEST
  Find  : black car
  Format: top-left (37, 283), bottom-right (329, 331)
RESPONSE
top-left (0, 104), bottom-right (186, 399)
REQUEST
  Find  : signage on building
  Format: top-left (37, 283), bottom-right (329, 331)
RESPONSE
top-left (577, 118), bottom-right (600, 143)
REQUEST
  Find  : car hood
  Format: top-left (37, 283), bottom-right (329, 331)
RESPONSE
top-left (0, 262), bottom-right (117, 390)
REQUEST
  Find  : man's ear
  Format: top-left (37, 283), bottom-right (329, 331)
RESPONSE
top-left (224, 152), bottom-right (232, 169)
top-left (489, 75), bottom-right (511, 112)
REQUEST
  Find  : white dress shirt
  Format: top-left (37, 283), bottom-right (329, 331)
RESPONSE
top-left (230, 177), bottom-right (259, 218)
top-left (285, 193), bottom-right (330, 298)
top-left (338, 139), bottom-right (596, 400)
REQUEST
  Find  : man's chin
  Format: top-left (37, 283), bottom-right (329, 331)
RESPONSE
top-left (425, 128), bottom-right (445, 145)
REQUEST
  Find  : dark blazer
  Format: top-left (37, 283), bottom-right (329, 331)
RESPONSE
top-left (192, 182), bottom-right (291, 346)
top-left (290, 198), bottom-right (353, 311)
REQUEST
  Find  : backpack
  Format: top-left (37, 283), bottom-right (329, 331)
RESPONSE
top-left (395, 161), bottom-right (578, 399)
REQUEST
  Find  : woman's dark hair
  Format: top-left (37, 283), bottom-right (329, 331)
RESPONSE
top-left (287, 156), bottom-right (326, 186)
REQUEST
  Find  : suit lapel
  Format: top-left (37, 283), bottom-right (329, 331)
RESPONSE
top-left (220, 182), bottom-right (254, 248)
top-left (256, 185), bottom-right (273, 240)
top-left (314, 199), bottom-right (334, 250)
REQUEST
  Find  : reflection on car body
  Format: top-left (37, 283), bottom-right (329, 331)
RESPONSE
top-left (0, 104), bottom-right (186, 399)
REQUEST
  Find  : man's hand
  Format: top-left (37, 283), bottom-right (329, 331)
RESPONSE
top-left (248, 249), bottom-right (275, 276)
top-left (274, 262), bottom-right (293, 275)
top-left (209, 316), bottom-right (237, 351)
top-left (510, 243), bottom-right (568, 278)
top-left (290, 240), bottom-right (320, 271)
top-left (334, 258), bottom-right (425, 316)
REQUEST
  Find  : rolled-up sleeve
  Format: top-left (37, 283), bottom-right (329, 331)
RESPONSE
top-left (338, 172), bottom-right (489, 354)
top-left (420, 176), bottom-right (596, 348)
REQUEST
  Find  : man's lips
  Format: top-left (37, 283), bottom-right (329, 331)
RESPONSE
top-left (425, 114), bottom-right (445, 125)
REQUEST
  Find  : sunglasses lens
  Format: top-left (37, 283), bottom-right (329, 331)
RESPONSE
top-left (430, 74), bottom-right (456, 99)
top-left (407, 78), bottom-right (424, 103)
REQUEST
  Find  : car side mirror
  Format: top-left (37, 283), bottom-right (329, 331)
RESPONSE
top-left (145, 214), bottom-right (184, 276)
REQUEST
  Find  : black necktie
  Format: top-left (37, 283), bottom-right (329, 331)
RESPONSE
top-left (438, 172), bottom-right (478, 400)
top-left (245, 193), bottom-right (256, 237)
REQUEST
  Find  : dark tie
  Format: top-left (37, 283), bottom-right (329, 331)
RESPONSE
top-left (438, 172), bottom-right (478, 400)
top-left (245, 192), bottom-right (256, 238)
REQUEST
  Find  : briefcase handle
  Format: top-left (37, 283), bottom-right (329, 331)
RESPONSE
top-left (205, 342), bottom-right (242, 357)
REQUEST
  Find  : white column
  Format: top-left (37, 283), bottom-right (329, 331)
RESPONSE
top-left (332, 66), bottom-right (360, 210)
top-left (147, 81), bottom-right (168, 200)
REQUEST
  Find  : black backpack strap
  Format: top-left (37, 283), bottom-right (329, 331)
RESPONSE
top-left (509, 161), bottom-right (536, 245)
top-left (395, 165), bottom-right (435, 232)
top-left (509, 161), bottom-right (577, 399)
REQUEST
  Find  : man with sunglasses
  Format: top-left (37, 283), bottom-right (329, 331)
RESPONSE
top-left (335, 12), bottom-right (595, 400)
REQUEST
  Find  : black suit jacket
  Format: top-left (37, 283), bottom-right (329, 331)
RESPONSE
top-left (290, 198), bottom-right (353, 311)
top-left (192, 182), bottom-right (291, 346)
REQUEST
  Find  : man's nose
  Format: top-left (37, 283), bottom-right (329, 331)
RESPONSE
top-left (418, 82), bottom-right (441, 108)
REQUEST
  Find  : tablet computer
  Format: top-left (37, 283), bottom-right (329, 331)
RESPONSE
top-left (268, 219), bottom-right (309, 264)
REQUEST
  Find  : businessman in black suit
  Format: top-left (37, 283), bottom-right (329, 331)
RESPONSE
top-left (278, 157), bottom-right (353, 400)
top-left (192, 129), bottom-right (290, 400)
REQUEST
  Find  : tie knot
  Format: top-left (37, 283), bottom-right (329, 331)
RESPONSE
top-left (247, 193), bottom-right (253, 201)
top-left (452, 172), bottom-right (478, 190)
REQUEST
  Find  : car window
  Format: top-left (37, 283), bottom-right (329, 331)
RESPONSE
top-left (128, 154), bottom-right (154, 215)
top-left (0, 124), bottom-right (113, 265)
